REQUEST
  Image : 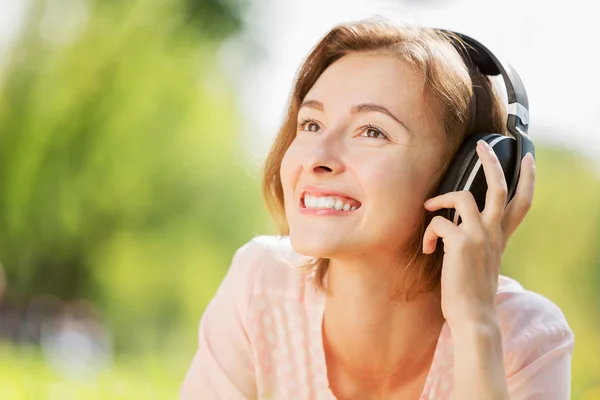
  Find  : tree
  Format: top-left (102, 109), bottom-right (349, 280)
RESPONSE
top-left (0, 0), bottom-right (265, 351)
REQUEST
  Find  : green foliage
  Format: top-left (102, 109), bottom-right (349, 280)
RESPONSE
top-left (182, 0), bottom-right (248, 40)
top-left (0, 0), bottom-right (266, 352)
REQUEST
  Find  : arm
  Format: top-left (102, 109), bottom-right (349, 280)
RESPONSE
top-left (452, 315), bottom-right (574, 400)
top-left (180, 240), bottom-right (262, 400)
top-left (424, 144), bottom-right (573, 398)
top-left (451, 302), bottom-right (574, 400)
top-left (452, 315), bottom-right (510, 400)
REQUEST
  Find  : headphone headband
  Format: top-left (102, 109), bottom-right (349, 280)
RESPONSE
top-left (436, 29), bottom-right (530, 138)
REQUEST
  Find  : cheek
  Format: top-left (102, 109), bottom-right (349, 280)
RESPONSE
top-left (279, 143), bottom-right (301, 204)
top-left (359, 155), bottom-right (433, 223)
top-left (279, 151), bottom-right (292, 187)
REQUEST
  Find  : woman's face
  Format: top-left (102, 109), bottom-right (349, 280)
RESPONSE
top-left (280, 53), bottom-right (446, 260)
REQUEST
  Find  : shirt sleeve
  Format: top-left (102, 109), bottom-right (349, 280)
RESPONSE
top-left (180, 239), bottom-right (263, 400)
top-left (500, 289), bottom-right (575, 400)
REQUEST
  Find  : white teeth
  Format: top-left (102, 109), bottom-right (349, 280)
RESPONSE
top-left (310, 196), bottom-right (319, 208)
top-left (303, 195), bottom-right (358, 211)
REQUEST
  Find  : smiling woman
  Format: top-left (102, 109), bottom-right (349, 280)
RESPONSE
top-left (181, 19), bottom-right (574, 400)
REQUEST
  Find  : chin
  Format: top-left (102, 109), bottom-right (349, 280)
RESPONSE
top-left (288, 230), bottom-right (345, 259)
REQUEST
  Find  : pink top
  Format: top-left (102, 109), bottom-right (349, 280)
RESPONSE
top-left (180, 236), bottom-right (574, 399)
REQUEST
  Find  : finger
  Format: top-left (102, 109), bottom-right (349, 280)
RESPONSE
top-left (502, 152), bottom-right (536, 240)
top-left (423, 215), bottom-right (462, 254)
top-left (477, 140), bottom-right (508, 223)
top-left (424, 190), bottom-right (481, 228)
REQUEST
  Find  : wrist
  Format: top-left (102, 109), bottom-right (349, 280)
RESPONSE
top-left (451, 314), bottom-right (505, 368)
top-left (446, 306), bottom-right (499, 333)
top-left (452, 318), bottom-right (502, 346)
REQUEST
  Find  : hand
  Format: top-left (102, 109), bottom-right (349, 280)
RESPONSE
top-left (422, 140), bottom-right (536, 327)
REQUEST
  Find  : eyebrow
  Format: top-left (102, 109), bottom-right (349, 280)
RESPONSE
top-left (300, 99), bottom-right (324, 111)
top-left (299, 99), bottom-right (410, 132)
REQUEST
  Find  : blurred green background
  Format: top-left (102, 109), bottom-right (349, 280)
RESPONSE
top-left (0, 0), bottom-right (598, 399)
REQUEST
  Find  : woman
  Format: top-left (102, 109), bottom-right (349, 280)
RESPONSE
top-left (181, 19), bottom-right (574, 399)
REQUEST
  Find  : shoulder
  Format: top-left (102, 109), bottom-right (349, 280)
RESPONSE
top-left (495, 275), bottom-right (575, 374)
top-left (230, 235), bottom-right (312, 299)
top-left (495, 275), bottom-right (571, 336)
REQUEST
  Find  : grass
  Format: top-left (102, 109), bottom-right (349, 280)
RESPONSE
top-left (0, 343), bottom-right (186, 399)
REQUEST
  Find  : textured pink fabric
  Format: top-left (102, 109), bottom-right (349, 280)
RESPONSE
top-left (181, 236), bottom-right (574, 399)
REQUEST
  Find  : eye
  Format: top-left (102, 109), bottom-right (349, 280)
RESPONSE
top-left (360, 124), bottom-right (389, 140)
top-left (298, 118), bottom-right (322, 133)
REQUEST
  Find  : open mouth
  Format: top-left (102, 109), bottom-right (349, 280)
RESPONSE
top-left (300, 191), bottom-right (362, 212)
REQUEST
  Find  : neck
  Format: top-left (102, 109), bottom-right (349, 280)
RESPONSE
top-left (322, 254), bottom-right (444, 395)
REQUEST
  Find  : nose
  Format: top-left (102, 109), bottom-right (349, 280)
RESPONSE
top-left (301, 139), bottom-right (345, 175)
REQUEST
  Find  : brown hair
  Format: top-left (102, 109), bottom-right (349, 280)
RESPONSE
top-left (262, 18), bottom-right (507, 299)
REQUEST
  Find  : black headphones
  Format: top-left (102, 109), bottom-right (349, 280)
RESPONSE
top-left (434, 30), bottom-right (535, 225)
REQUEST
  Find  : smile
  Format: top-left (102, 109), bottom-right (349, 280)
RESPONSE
top-left (300, 191), bottom-right (362, 212)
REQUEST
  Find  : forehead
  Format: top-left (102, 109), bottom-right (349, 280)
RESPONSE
top-left (306, 53), bottom-right (424, 113)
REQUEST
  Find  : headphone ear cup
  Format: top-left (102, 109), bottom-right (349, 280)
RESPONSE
top-left (435, 132), bottom-right (525, 225)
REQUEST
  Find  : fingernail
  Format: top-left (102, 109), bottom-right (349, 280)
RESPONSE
top-left (525, 152), bottom-right (535, 168)
top-left (477, 140), bottom-right (491, 152)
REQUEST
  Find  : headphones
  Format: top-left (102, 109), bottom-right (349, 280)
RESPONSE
top-left (433, 30), bottom-right (535, 225)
